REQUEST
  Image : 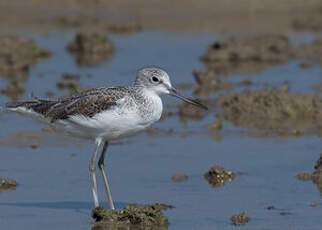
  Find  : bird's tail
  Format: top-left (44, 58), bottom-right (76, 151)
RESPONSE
top-left (6, 98), bottom-right (57, 117)
top-left (6, 101), bottom-right (40, 109)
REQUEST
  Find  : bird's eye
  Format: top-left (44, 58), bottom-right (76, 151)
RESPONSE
top-left (152, 76), bottom-right (159, 83)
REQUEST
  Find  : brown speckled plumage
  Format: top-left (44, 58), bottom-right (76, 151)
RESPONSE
top-left (6, 87), bottom-right (130, 122)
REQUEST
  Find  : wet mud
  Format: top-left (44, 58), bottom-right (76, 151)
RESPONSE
top-left (0, 35), bottom-right (51, 78)
top-left (56, 73), bottom-right (84, 94)
top-left (160, 101), bottom-right (209, 122)
top-left (312, 153), bottom-right (322, 193)
top-left (0, 35), bottom-right (51, 101)
top-left (292, 7), bottom-right (322, 32)
top-left (206, 120), bottom-right (222, 131)
top-left (1, 0), bottom-right (322, 33)
top-left (67, 32), bottom-right (115, 66)
top-left (215, 89), bottom-right (322, 135)
top-left (193, 70), bottom-right (256, 97)
top-left (297, 153), bottom-right (322, 194)
top-left (145, 128), bottom-right (175, 138)
top-left (0, 178), bottom-right (18, 193)
top-left (201, 34), bottom-right (290, 75)
top-left (178, 102), bottom-right (206, 122)
top-left (193, 70), bottom-right (232, 96)
top-left (299, 60), bottom-right (313, 69)
top-left (53, 14), bottom-right (142, 35)
top-left (292, 38), bottom-right (322, 65)
top-left (1, 80), bottom-right (25, 101)
top-left (198, 34), bottom-right (322, 79)
top-left (91, 203), bottom-right (172, 230)
top-left (231, 212), bottom-right (250, 226)
top-left (204, 165), bottom-right (235, 188)
top-left (171, 174), bottom-right (188, 182)
top-left (0, 130), bottom-right (71, 148)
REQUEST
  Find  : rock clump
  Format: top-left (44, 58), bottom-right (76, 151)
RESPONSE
top-left (216, 89), bottom-right (322, 133)
top-left (67, 32), bottom-right (114, 66)
top-left (204, 165), bottom-right (235, 187)
top-left (91, 203), bottom-right (172, 230)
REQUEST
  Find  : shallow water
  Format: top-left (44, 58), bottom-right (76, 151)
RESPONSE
top-left (0, 31), bottom-right (321, 230)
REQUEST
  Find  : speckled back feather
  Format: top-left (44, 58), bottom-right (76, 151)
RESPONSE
top-left (6, 87), bottom-right (129, 122)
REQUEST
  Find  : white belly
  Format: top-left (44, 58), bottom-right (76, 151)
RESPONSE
top-left (58, 97), bottom-right (163, 140)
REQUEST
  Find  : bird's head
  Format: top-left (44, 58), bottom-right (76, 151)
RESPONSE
top-left (134, 67), bottom-right (208, 110)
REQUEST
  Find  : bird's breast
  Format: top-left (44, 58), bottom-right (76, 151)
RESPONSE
top-left (136, 93), bottom-right (163, 125)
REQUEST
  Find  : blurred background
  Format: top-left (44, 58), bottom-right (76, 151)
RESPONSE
top-left (0, 0), bottom-right (322, 229)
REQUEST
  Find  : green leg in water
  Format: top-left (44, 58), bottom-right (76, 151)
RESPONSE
top-left (98, 140), bottom-right (115, 210)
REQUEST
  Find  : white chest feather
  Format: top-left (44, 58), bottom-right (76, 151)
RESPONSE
top-left (60, 90), bottom-right (163, 140)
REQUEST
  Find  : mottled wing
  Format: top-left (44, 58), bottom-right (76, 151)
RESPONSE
top-left (45, 87), bottom-right (128, 122)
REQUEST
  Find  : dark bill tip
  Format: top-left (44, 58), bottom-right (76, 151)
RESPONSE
top-left (169, 88), bottom-right (208, 110)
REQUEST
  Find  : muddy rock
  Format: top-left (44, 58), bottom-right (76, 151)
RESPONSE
top-left (67, 32), bottom-right (115, 66)
top-left (280, 211), bottom-right (292, 216)
top-left (311, 203), bottom-right (321, 207)
top-left (297, 172), bottom-right (312, 181)
top-left (1, 80), bottom-right (25, 101)
top-left (231, 212), bottom-right (250, 226)
top-left (292, 38), bottom-right (322, 65)
top-left (240, 79), bottom-right (253, 86)
top-left (204, 165), bottom-right (235, 187)
top-left (178, 102), bottom-right (205, 122)
top-left (312, 154), bottom-right (322, 188)
top-left (298, 154), bottom-right (322, 195)
top-left (266, 205), bottom-right (275, 210)
top-left (193, 70), bottom-right (222, 88)
top-left (202, 34), bottom-right (290, 75)
top-left (0, 178), bottom-right (18, 193)
top-left (278, 129), bottom-right (304, 137)
top-left (216, 89), bottom-right (322, 133)
top-left (56, 73), bottom-right (83, 94)
top-left (314, 154), bottom-right (322, 170)
top-left (56, 81), bottom-right (81, 92)
top-left (0, 35), bottom-right (51, 78)
top-left (193, 70), bottom-right (231, 96)
top-left (62, 73), bottom-right (80, 81)
top-left (45, 91), bottom-right (55, 97)
top-left (299, 61), bottom-right (313, 69)
top-left (91, 203), bottom-right (171, 230)
top-left (30, 144), bottom-right (38, 149)
top-left (171, 174), bottom-right (188, 182)
top-left (206, 119), bottom-right (222, 131)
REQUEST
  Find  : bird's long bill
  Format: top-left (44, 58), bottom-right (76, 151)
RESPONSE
top-left (169, 88), bottom-right (208, 110)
